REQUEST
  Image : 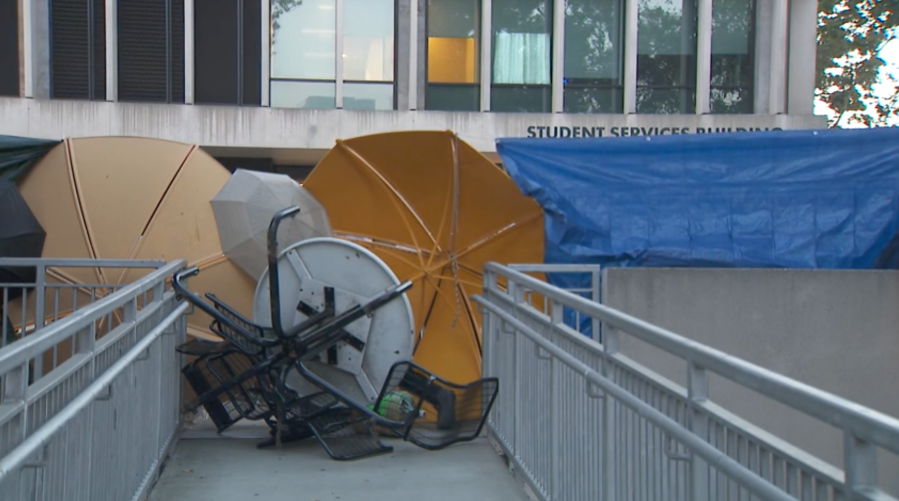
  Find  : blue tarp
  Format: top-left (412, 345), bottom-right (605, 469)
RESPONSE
top-left (497, 127), bottom-right (899, 334)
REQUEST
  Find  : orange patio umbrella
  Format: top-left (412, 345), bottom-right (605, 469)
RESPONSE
top-left (303, 130), bottom-right (544, 384)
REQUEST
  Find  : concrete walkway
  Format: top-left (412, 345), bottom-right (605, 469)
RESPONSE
top-left (147, 423), bottom-right (529, 501)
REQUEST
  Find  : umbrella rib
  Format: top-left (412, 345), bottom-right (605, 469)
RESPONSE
top-left (336, 141), bottom-right (438, 265)
top-left (426, 132), bottom-right (458, 269)
top-left (453, 211), bottom-right (544, 263)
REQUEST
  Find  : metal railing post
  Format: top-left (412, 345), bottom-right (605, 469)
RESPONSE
top-left (844, 431), bottom-right (877, 497)
top-left (688, 362), bottom-right (710, 501)
top-left (549, 300), bottom-right (563, 500)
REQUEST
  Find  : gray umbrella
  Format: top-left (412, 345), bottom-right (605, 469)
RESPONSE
top-left (210, 169), bottom-right (332, 280)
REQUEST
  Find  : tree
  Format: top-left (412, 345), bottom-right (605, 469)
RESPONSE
top-left (272, 0), bottom-right (304, 33)
top-left (817, 1), bottom-right (898, 128)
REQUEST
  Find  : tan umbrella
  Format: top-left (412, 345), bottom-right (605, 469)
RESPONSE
top-left (211, 168), bottom-right (332, 280)
top-left (8, 137), bottom-right (257, 346)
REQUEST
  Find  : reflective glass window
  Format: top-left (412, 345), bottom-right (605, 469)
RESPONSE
top-left (343, 0), bottom-right (395, 110)
top-left (710, 0), bottom-right (754, 113)
top-left (636, 0), bottom-right (697, 114)
top-left (491, 0), bottom-right (551, 113)
top-left (426, 0), bottom-right (481, 111)
top-left (563, 0), bottom-right (625, 113)
top-left (270, 0), bottom-right (336, 108)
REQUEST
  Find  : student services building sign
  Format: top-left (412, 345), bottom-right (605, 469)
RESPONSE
top-left (525, 124), bottom-right (785, 139)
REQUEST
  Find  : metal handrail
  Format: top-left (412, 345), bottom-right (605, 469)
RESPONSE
top-left (0, 258), bottom-right (166, 268)
top-left (0, 260), bottom-right (184, 371)
top-left (0, 302), bottom-right (188, 483)
top-left (483, 261), bottom-right (899, 456)
top-left (474, 296), bottom-right (796, 501)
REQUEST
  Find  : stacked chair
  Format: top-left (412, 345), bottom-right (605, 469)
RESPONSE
top-left (172, 206), bottom-right (499, 460)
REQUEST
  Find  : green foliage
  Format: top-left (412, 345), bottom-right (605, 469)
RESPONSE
top-left (817, 1), bottom-right (898, 127)
top-left (272, 0), bottom-right (303, 33)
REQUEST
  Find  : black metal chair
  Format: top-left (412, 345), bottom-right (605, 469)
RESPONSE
top-left (172, 205), bottom-right (498, 461)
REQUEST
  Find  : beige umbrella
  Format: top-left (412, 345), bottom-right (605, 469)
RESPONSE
top-left (210, 168), bottom-right (332, 280)
top-left (8, 137), bottom-right (257, 348)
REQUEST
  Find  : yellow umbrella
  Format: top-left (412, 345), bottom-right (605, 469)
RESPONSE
top-left (303, 130), bottom-right (544, 383)
top-left (8, 137), bottom-right (256, 345)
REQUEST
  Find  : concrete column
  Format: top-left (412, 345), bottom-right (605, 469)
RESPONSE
top-left (19, 0), bottom-right (31, 97)
top-left (184, 0), bottom-right (193, 103)
top-left (261, 0), bottom-right (270, 106)
top-left (408, 0), bottom-right (418, 109)
top-left (479, 0), bottom-right (491, 111)
top-left (787, 0), bottom-right (817, 115)
top-left (416, 0), bottom-right (425, 110)
top-left (335, 0), bottom-right (344, 108)
top-left (29, 0), bottom-right (50, 99)
top-left (753, 0), bottom-right (772, 114)
top-left (695, 0), bottom-right (712, 114)
top-left (768, 0), bottom-right (788, 114)
top-left (623, 0), bottom-right (638, 114)
top-left (395, 0), bottom-right (411, 110)
top-left (105, 0), bottom-right (117, 101)
top-left (551, 0), bottom-right (564, 113)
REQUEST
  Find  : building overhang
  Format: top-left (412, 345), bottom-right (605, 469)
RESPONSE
top-left (0, 97), bottom-right (828, 165)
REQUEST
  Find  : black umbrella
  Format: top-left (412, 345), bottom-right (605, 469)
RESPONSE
top-left (0, 179), bottom-right (46, 302)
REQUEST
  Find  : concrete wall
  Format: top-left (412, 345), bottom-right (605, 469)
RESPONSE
top-left (0, 97), bottom-right (827, 155)
top-left (601, 268), bottom-right (899, 495)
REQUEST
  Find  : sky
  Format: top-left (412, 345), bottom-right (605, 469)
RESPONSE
top-left (815, 35), bottom-right (899, 127)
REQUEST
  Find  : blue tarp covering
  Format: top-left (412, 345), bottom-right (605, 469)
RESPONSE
top-left (497, 127), bottom-right (899, 334)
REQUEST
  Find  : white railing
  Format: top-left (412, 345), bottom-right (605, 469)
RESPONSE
top-left (0, 260), bottom-right (187, 501)
top-left (474, 262), bottom-right (899, 501)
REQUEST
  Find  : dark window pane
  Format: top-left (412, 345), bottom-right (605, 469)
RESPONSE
top-left (710, 0), bottom-right (754, 114)
top-left (426, 0), bottom-right (480, 110)
top-left (195, 0), bottom-right (239, 104)
top-left (636, 86), bottom-right (695, 114)
top-left (195, 0), bottom-right (260, 106)
top-left (564, 0), bottom-right (624, 113)
top-left (492, 85), bottom-right (550, 112)
top-left (426, 84), bottom-right (479, 111)
top-left (50, 0), bottom-right (106, 100)
top-left (241, 0), bottom-right (261, 105)
top-left (636, 0), bottom-right (697, 114)
top-left (564, 87), bottom-right (623, 113)
top-left (0, 0), bottom-right (19, 96)
top-left (118, 0), bottom-right (184, 103)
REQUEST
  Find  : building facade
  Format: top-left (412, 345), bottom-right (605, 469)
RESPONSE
top-left (0, 0), bottom-right (824, 170)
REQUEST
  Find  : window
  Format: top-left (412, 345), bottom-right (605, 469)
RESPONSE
top-left (343, 0), bottom-right (395, 110)
top-left (270, 0), bottom-right (395, 110)
top-left (50, 0), bottom-right (106, 100)
top-left (636, 0), bottom-right (697, 114)
top-left (426, 0), bottom-right (480, 111)
top-left (564, 0), bottom-right (624, 113)
top-left (118, 0), bottom-right (184, 103)
top-left (270, 0), bottom-right (336, 109)
top-left (0, 0), bottom-right (19, 96)
top-left (491, 0), bottom-right (551, 113)
top-left (710, 0), bottom-right (754, 113)
top-left (195, 0), bottom-right (261, 106)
